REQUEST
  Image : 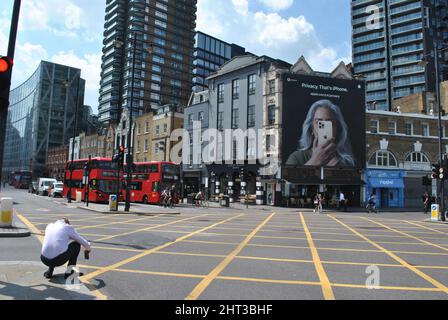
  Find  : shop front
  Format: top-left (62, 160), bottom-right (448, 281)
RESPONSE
top-left (365, 169), bottom-right (405, 208)
top-left (281, 166), bottom-right (363, 208)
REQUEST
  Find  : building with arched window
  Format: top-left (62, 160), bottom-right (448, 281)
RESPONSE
top-left (366, 109), bottom-right (447, 208)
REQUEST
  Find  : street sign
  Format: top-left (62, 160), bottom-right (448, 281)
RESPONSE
top-left (431, 204), bottom-right (439, 222)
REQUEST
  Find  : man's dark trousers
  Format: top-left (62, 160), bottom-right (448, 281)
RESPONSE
top-left (41, 242), bottom-right (81, 272)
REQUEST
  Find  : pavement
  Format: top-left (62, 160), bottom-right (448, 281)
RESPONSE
top-left (0, 215), bottom-right (30, 237)
top-left (1, 186), bottom-right (448, 300)
top-left (0, 261), bottom-right (98, 300)
top-left (62, 201), bottom-right (181, 215)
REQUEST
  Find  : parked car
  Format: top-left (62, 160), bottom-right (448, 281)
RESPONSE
top-left (28, 181), bottom-right (38, 194)
top-left (48, 181), bottom-right (64, 198)
top-left (37, 178), bottom-right (57, 196)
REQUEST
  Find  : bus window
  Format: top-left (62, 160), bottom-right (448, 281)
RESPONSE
top-left (152, 181), bottom-right (160, 192)
top-left (131, 182), bottom-right (143, 191)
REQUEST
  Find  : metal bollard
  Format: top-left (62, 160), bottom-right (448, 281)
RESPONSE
top-left (0, 197), bottom-right (13, 227)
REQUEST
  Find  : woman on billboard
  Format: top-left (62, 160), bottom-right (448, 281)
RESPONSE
top-left (286, 99), bottom-right (355, 167)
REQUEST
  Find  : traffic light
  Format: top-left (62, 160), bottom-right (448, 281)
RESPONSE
top-left (113, 146), bottom-right (125, 169)
top-left (0, 56), bottom-right (13, 105)
top-left (432, 163), bottom-right (440, 180)
top-left (118, 146), bottom-right (125, 168)
top-left (440, 166), bottom-right (448, 181)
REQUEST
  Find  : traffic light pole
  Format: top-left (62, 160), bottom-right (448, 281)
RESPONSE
top-left (0, 0), bottom-right (21, 190)
top-left (67, 75), bottom-right (81, 203)
top-left (434, 42), bottom-right (446, 221)
top-left (125, 33), bottom-right (137, 212)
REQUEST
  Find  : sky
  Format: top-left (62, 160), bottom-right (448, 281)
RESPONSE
top-left (0, 0), bottom-right (352, 114)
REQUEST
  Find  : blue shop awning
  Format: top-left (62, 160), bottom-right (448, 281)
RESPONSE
top-left (369, 178), bottom-right (404, 189)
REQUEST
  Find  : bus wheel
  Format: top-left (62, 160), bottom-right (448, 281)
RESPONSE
top-left (142, 196), bottom-right (148, 205)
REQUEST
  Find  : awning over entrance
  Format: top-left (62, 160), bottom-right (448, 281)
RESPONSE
top-left (369, 178), bottom-right (404, 189)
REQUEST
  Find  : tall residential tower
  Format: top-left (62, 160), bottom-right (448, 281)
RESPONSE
top-left (98, 0), bottom-right (197, 125)
top-left (351, 0), bottom-right (448, 111)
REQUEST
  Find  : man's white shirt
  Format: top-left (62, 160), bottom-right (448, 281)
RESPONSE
top-left (41, 220), bottom-right (91, 259)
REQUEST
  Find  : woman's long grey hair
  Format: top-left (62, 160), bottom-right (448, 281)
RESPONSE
top-left (298, 99), bottom-right (355, 166)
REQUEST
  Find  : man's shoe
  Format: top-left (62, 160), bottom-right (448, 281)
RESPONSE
top-left (44, 269), bottom-right (53, 279)
top-left (64, 270), bottom-right (85, 279)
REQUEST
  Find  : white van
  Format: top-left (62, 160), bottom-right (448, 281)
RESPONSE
top-left (37, 178), bottom-right (57, 196)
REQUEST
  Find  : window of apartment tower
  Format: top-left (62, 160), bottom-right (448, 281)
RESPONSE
top-left (199, 111), bottom-right (204, 121)
top-left (164, 124), bottom-right (168, 133)
top-left (156, 125), bottom-right (160, 135)
top-left (268, 80), bottom-right (275, 95)
top-left (268, 105), bottom-right (276, 125)
top-left (232, 79), bottom-right (240, 100)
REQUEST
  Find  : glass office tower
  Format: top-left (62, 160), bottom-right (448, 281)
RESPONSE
top-left (2, 61), bottom-right (86, 177)
top-left (192, 31), bottom-right (246, 93)
top-left (98, 0), bottom-right (197, 125)
top-left (351, 0), bottom-right (448, 111)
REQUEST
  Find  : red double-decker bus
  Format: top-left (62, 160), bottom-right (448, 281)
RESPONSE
top-left (63, 158), bottom-right (121, 203)
top-left (11, 171), bottom-right (32, 189)
top-left (123, 162), bottom-right (180, 204)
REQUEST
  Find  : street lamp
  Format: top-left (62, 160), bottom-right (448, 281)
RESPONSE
top-left (419, 41), bottom-right (448, 221)
top-left (121, 33), bottom-right (154, 212)
top-left (65, 76), bottom-right (81, 203)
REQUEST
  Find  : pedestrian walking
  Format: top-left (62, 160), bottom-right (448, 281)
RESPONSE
top-left (423, 192), bottom-right (430, 214)
top-left (339, 192), bottom-right (347, 212)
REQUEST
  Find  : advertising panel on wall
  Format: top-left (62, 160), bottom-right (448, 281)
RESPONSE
top-left (282, 73), bottom-right (366, 171)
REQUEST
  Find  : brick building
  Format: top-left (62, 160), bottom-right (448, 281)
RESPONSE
top-left (133, 113), bottom-right (154, 163)
top-left (151, 105), bottom-right (184, 163)
top-left (366, 109), bottom-right (448, 208)
top-left (46, 145), bottom-right (69, 181)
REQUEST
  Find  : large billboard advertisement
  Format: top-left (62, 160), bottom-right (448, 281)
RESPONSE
top-left (282, 73), bottom-right (366, 169)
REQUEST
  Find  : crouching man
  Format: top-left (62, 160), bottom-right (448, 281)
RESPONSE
top-left (40, 218), bottom-right (91, 279)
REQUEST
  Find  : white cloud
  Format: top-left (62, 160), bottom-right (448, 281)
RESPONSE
top-left (259, 0), bottom-right (294, 11)
top-left (232, 0), bottom-right (249, 15)
top-left (51, 51), bottom-right (102, 109)
top-left (196, 0), bottom-right (350, 72)
top-left (64, 3), bottom-right (82, 30)
top-left (253, 12), bottom-right (314, 47)
top-left (19, 0), bottom-right (87, 38)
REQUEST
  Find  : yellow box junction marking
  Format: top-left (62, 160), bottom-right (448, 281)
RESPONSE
top-left (80, 213), bottom-right (246, 288)
top-left (95, 213), bottom-right (211, 242)
top-left (329, 215), bottom-right (448, 295)
top-left (299, 213), bottom-right (335, 300)
top-left (361, 217), bottom-right (448, 253)
top-left (185, 213), bottom-right (276, 300)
